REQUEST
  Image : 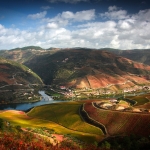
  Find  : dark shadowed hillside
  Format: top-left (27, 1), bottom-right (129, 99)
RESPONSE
top-left (24, 49), bottom-right (150, 90)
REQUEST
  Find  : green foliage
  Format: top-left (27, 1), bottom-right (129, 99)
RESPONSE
top-left (129, 95), bottom-right (150, 106)
top-left (21, 46), bottom-right (43, 50)
top-left (55, 69), bottom-right (74, 79)
top-left (100, 135), bottom-right (150, 150)
top-left (101, 141), bottom-right (111, 149)
top-left (15, 125), bottom-right (22, 132)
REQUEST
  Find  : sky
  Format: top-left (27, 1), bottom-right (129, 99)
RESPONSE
top-left (0, 0), bottom-right (150, 50)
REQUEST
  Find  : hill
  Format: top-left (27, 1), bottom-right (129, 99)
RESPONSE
top-left (24, 49), bottom-right (150, 91)
top-left (83, 101), bottom-right (150, 136)
top-left (1, 46), bottom-right (150, 66)
top-left (0, 57), bottom-right (43, 103)
top-left (104, 48), bottom-right (150, 66)
top-left (0, 46), bottom-right (61, 63)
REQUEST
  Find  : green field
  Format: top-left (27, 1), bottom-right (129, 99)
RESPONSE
top-left (0, 102), bottom-right (104, 143)
top-left (126, 94), bottom-right (150, 106)
top-left (27, 102), bottom-right (104, 135)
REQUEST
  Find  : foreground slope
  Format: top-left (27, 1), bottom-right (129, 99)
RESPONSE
top-left (0, 102), bottom-right (105, 143)
top-left (24, 49), bottom-right (150, 90)
top-left (83, 101), bottom-right (150, 136)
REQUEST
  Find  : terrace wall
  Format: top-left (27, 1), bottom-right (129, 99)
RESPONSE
top-left (80, 104), bottom-right (108, 135)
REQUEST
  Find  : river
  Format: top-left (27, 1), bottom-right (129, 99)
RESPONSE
top-left (0, 91), bottom-right (147, 111)
top-left (0, 91), bottom-right (64, 111)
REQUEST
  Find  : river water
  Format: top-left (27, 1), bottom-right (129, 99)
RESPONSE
top-left (0, 91), bottom-right (147, 111)
top-left (0, 91), bottom-right (64, 111)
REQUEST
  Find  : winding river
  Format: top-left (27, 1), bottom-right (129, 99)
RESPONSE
top-left (0, 90), bottom-right (147, 111)
top-left (0, 91), bottom-right (64, 111)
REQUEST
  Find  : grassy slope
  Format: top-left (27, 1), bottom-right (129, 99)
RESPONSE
top-left (28, 102), bottom-right (102, 134)
top-left (0, 57), bottom-right (43, 84)
top-left (27, 102), bottom-right (104, 141)
top-left (126, 93), bottom-right (150, 106)
top-left (0, 102), bottom-right (104, 143)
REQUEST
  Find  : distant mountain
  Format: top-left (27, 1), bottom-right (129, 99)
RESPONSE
top-left (0, 57), bottom-right (43, 103)
top-left (24, 49), bottom-right (150, 90)
top-left (104, 49), bottom-right (150, 66)
top-left (0, 46), bottom-right (61, 63)
top-left (10, 46), bottom-right (44, 51)
top-left (1, 47), bottom-right (150, 91)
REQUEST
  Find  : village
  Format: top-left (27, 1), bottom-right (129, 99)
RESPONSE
top-left (54, 84), bottom-right (150, 100)
top-left (94, 99), bottom-right (150, 113)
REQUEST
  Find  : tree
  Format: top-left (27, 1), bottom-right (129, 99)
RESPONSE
top-left (101, 141), bottom-right (111, 149)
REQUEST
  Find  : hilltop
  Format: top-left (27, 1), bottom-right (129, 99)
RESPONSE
top-left (1, 47), bottom-right (150, 94)
top-left (24, 49), bottom-right (150, 91)
top-left (104, 48), bottom-right (150, 65)
top-left (0, 46), bottom-right (60, 63)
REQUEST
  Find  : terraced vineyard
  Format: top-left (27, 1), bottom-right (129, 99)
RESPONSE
top-left (83, 102), bottom-right (150, 136)
top-left (126, 94), bottom-right (150, 106)
top-left (27, 102), bottom-right (104, 142)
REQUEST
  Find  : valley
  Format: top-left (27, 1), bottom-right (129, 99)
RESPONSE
top-left (0, 92), bottom-right (150, 149)
top-left (0, 46), bottom-right (150, 149)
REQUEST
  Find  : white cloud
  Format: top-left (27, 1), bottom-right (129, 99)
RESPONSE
top-left (100, 10), bottom-right (129, 20)
top-left (133, 9), bottom-right (150, 22)
top-left (47, 0), bottom-right (89, 3)
top-left (45, 9), bottom-right (95, 23)
top-left (46, 22), bottom-right (59, 29)
top-left (100, 6), bottom-right (129, 20)
top-left (41, 6), bottom-right (51, 10)
top-left (61, 9), bottom-right (95, 21)
top-left (1, 7), bottom-right (150, 50)
top-left (108, 5), bottom-right (119, 12)
top-left (28, 11), bottom-right (47, 19)
top-left (110, 35), bottom-right (120, 48)
top-left (42, 9), bottom-right (95, 30)
top-left (118, 20), bottom-right (133, 30)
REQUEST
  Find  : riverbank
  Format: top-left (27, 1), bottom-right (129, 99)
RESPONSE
top-left (0, 91), bottom-right (66, 111)
top-left (0, 98), bottom-right (41, 105)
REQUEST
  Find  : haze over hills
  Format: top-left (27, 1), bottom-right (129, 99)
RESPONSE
top-left (104, 49), bottom-right (150, 66)
top-left (1, 46), bottom-right (150, 65)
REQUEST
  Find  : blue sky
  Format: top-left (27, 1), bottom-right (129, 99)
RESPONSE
top-left (0, 0), bottom-right (150, 50)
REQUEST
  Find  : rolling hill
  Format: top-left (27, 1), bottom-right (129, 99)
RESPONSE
top-left (0, 57), bottom-right (43, 103)
top-left (1, 47), bottom-right (150, 91)
top-left (0, 46), bottom-right (60, 63)
top-left (103, 48), bottom-right (150, 66)
top-left (23, 49), bottom-right (150, 90)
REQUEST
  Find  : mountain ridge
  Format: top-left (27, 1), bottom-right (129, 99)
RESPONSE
top-left (24, 49), bottom-right (150, 91)
top-left (1, 47), bottom-right (150, 91)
